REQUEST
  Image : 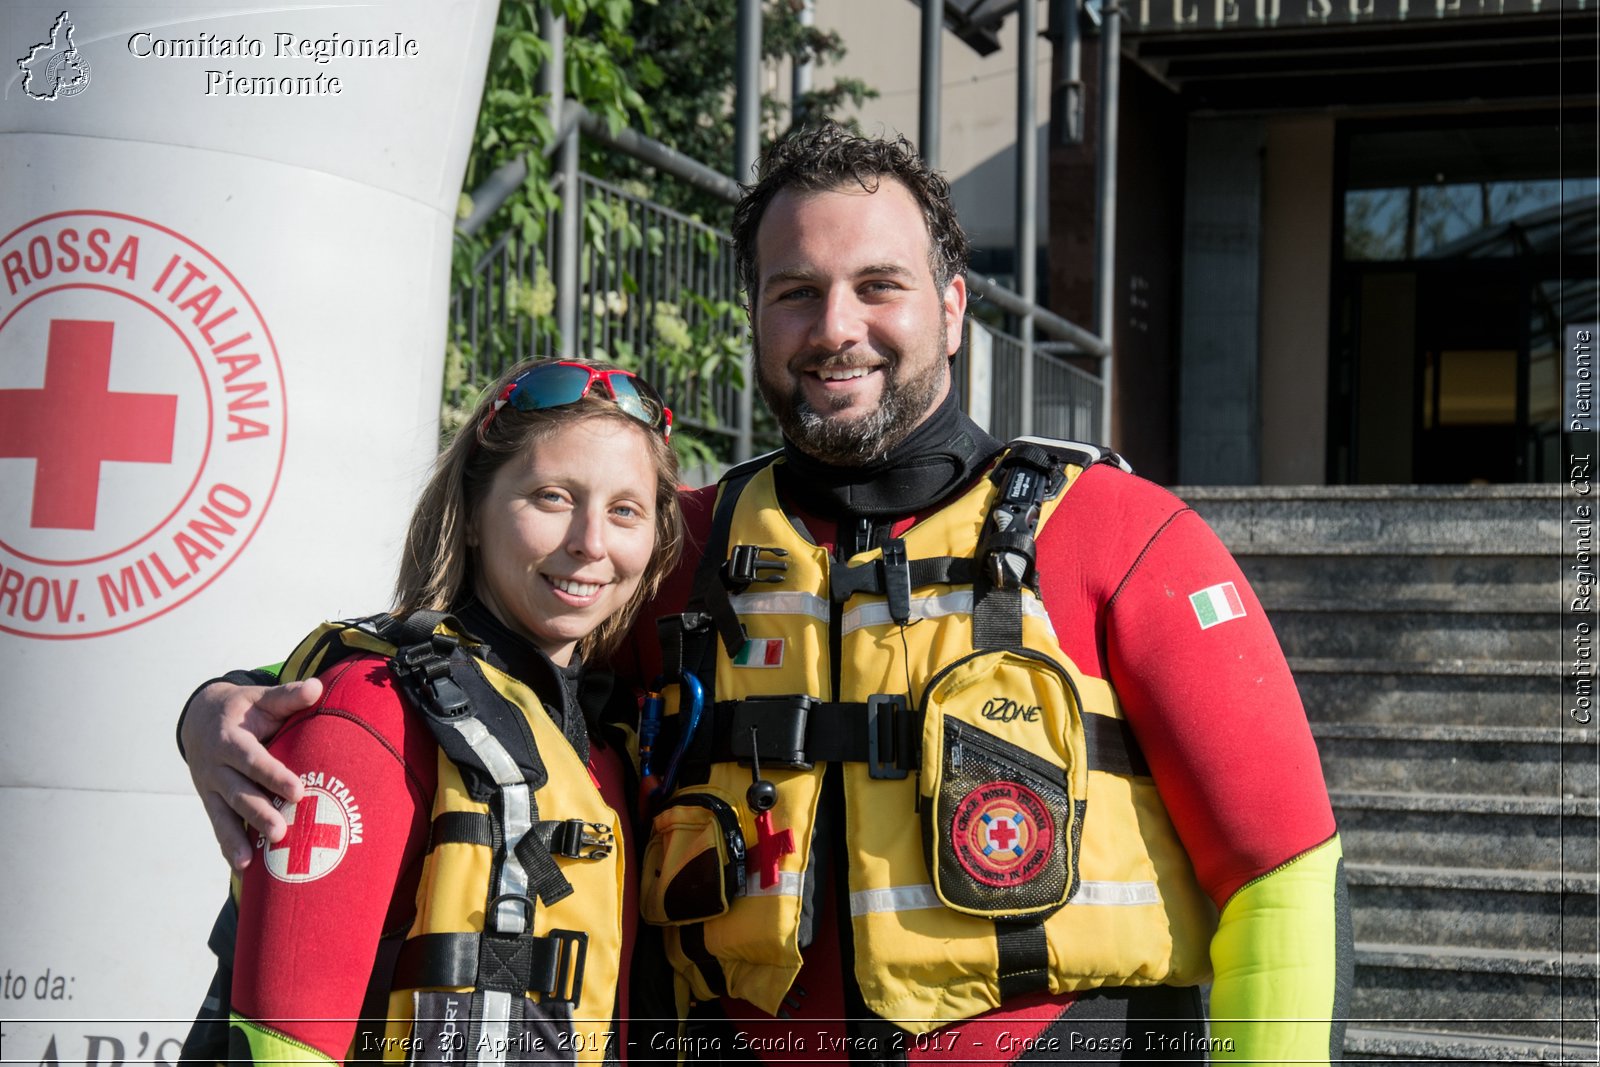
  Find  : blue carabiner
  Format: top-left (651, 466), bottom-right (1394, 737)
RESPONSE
top-left (650, 672), bottom-right (704, 804)
top-left (638, 689), bottom-right (665, 781)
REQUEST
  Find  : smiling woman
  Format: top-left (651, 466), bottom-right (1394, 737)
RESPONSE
top-left (187, 358), bottom-right (683, 1067)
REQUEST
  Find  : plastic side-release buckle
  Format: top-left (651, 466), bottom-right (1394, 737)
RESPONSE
top-left (392, 636), bottom-right (470, 719)
top-left (866, 693), bottom-right (911, 780)
top-left (722, 544), bottom-right (789, 592)
top-left (729, 695), bottom-right (816, 770)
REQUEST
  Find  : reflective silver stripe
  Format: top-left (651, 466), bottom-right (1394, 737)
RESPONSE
top-left (849, 883), bottom-right (941, 915)
top-left (1070, 880), bottom-right (1160, 906)
top-left (475, 989), bottom-right (512, 1067)
top-left (729, 590), bottom-right (830, 620)
top-left (849, 879), bottom-right (1159, 915)
top-left (450, 716), bottom-right (534, 935)
top-left (742, 870), bottom-right (805, 898)
top-left (841, 592), bottom-right (1055, 635)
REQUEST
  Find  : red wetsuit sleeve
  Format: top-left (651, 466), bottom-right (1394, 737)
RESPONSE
top-left (1041, 468), bottom-right (1335, 906)
top-left (231, 658), bottom-right (434, 1061)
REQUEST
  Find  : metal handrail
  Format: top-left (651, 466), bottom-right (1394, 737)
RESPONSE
top-left (452, 92), bottom-right (1112, 459)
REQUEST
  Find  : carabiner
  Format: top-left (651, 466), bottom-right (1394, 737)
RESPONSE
top-left (649, 671), bottom-right (705, 805)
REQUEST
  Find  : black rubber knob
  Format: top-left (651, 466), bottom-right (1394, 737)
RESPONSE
top-left (746, 779), bottom-right (778, 813)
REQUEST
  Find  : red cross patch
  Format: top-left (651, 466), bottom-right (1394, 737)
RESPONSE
top-left (264, 786), bottom-right (354, 883)
top-left (950, 781), bottom-right (1054, 888)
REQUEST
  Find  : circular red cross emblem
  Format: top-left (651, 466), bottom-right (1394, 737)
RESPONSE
top-left (265, 786), bottom-right (354, 884)
top-left (0, 210), bottom-right (286, 639)
top-left (951, 780), bottom-right (1054, 887)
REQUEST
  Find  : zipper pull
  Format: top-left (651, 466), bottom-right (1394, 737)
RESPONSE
top-left (950, 721), bottom-right (963, 769)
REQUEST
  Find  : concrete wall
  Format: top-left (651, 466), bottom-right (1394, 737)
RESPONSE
top-left (1260, 116), bottom-right (1335, 485)
top-left (810, 0), bottom-right (1053, 253)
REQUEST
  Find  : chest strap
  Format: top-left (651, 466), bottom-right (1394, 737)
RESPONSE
top-left (703, 696), bottom-right (1148, 777)
top-left (393, 929), bottom-right (589, 1004)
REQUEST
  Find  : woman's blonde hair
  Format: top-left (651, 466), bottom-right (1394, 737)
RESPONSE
top-left (393, 358), bottom-right (684, 661)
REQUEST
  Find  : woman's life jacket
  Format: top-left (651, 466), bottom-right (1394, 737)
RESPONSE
top-left (640, 441), bottom-right (1219, 1032)
top-left (182, 612), bottom-right (625, 1067)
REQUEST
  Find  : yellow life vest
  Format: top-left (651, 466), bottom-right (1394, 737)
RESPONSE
top-left (641, 444), bottom-right (1218, 1033)
top-left (282, 614), bottom-right (626, 1066)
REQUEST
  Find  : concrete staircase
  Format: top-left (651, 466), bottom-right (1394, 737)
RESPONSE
top-left (1175, 485), bottom-right (1597, 1064)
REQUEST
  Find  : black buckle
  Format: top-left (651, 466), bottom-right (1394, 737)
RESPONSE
top-left (552, 819), bottom-right (613, 860)
top-left (392, 637), bottom-right (470, 719)
top-left (866, 693), bottom-right (911, 780)
top-left (540, 929), bottom-right (589, 1006)
top-left (728, 695), bottom-right (815, 770)
top-left (722, 544), bottom-right (789, 592)
top-left (882, 538), bottom-right (911, 624)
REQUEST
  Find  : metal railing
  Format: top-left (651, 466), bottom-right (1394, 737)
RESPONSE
top-left (448, 97), bottom-right (1111, 459)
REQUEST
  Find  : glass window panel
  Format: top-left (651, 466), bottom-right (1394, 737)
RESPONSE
top-left (1343, 188), bottom-right (1409, 261)
top-left (1414, 184), bottom-right (1485, 257)
top-left (1487, 179), bottom-right (1562, 225)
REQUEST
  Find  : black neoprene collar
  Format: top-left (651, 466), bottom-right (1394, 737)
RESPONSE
top-left (772, 391), bottom-right (1003, 520)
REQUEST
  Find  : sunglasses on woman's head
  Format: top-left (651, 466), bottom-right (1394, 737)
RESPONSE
top-left (484, 361), bottom-right (672, 439)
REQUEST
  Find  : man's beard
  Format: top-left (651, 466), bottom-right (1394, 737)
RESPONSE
top-left (755, 327), bottom-right (949, 468)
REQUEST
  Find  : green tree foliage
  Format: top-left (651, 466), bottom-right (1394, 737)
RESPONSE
top-left (447, 0), bottom-right (874, 461)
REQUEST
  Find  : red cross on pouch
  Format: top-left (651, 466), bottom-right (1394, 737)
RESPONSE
top-left (747, 809), bottom-right (795, 890)
top-left (986, 817), bottom-right (1019, 851)
top-left (0, 319), bottom-right (178, 530)
top-left (269, 794), bottom-right (344, 876)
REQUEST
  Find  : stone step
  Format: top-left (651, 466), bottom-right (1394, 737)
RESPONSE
top-left (1346, 864), bottom-right (1598, 954)
top-left (1313, 723), bottom-right (1598, 798)
top-left (1351, 943), bottom-right (1598, 1042)
top-left (1331, 791), bottom-right (1597, 872)
top-left (1237, 552), bottom-right (1560, 604)
top-left (1175, 485), bottom-right (1564, 551)
top-left (1292, 658), bottom-right (1564, 727)
top-left (1270, 603), bottom-right (1563, 662)
top-left (1342, 1025), bottom-right (1583, 1062)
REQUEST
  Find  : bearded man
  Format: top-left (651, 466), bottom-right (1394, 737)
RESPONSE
top-left (182, 124), bottom-right (1349, 1064)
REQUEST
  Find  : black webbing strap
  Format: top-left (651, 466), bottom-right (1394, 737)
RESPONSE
top-left (828, 555), bottom-right (981, 603)
top-left (392, 930), bottom-right (588, 1004)
top-left (683, 465), bottom-right (768, 659)
top-left (700, 699), bottom-right (1149, 776)
top-left (995, 921), bottom-right (1050, 1001)
top-left (1083, 712), bottom-right (1150, 777)
top-left (430, 810), bottom-right (494, 848)
top-left (432, 812), bottom-right (615, 859)
top-left (513, 831), bottom-right (575, 907)
top-left (676, 922), bottom-right (727, 998)
top-left (706, 698), bottom-right (905, 767)
top-left (392, 643), bottom-right (549, 803)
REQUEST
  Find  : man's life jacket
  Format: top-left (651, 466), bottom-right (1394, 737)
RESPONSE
top-left (182, 612), bottom-right (624, 1067)
top-left (640, 441), bottom-right (1219, 1032)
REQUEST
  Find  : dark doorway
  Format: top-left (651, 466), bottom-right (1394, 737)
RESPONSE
top-left (1330, 110), bottom-right (1597, 484)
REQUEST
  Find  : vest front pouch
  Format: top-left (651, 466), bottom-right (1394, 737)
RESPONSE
top-left (919, 650), bottom-right (1088, 919)
top-left (641, 788), bottom-right (747, 926)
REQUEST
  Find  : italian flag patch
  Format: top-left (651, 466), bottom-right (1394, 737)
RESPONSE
top-left (1189, 582), bottom-right (1246, 630)
top-left (733, 637), bottom-right (785, 667)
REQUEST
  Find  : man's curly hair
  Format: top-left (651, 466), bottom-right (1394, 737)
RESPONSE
top-left (731, 122), bottom-right (970, 302)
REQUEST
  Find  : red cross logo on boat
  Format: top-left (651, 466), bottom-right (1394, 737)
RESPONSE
top-left (0, 320), bottom-right (177, 530)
